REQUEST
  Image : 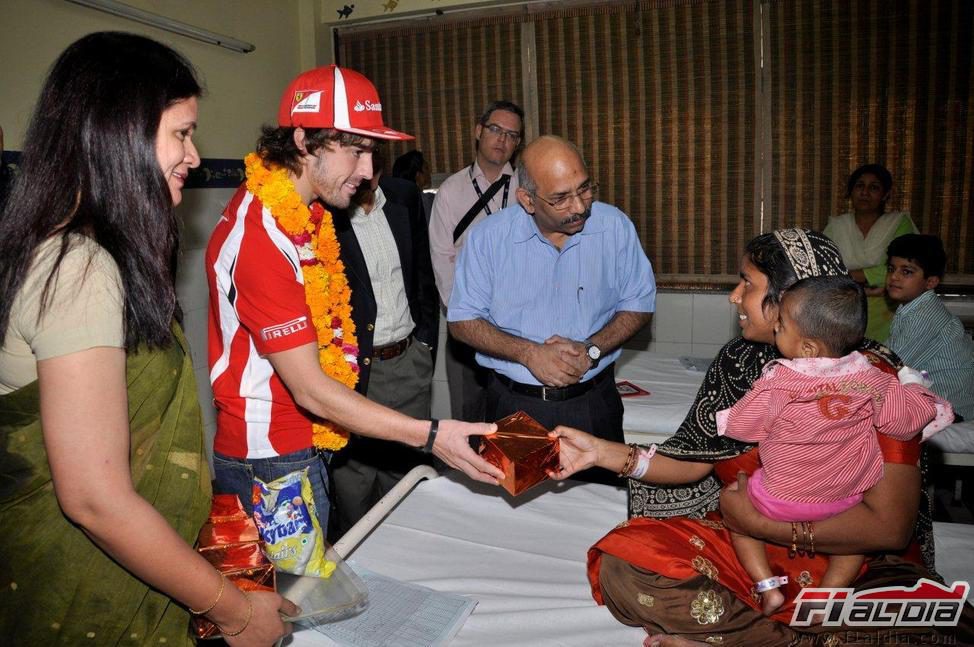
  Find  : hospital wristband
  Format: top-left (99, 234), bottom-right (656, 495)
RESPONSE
top-left (628, 444), bottom-right (657, 480)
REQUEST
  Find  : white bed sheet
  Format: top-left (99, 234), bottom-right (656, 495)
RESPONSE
top-left (292, 475), bottom-right (643, 647)
top-left (929, 420), bottom-right (974, 454)
top-left (289, 474), bottom-right (974, 646)
top-left (615, 350), bottom-right (705, 443)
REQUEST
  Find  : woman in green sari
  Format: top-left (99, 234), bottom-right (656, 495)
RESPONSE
top-left (824, 164), bottom-right (917, 343)
top-left (0, 32), bottom-right (296, 645)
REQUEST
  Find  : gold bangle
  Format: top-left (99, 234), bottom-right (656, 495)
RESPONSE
top-left (189, 572), bottom-right (226, 616)
top-left (219, 593), bottom-right (253, 637)
top-left (800, 521), bottom-right (809, 556)
top-left (625, 444), bottom-right (638, 476)
top-left (807, 521), bottom-right (815, 557)
top-left (789, 522), bottom-right (798, 558)
top-left (617, 444), bottom-right (638, 478)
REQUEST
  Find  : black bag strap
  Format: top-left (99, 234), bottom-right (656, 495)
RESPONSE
top-left (452, 173), bottom-right (511, 243)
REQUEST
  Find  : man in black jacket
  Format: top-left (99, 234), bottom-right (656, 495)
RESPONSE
top-left (329, 147), bottom-right (440, 536)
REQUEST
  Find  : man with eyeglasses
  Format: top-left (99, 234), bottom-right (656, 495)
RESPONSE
top-left (429, 100), bottom-right (525, 422)
top-left (448, 136), bottom-right (656, 483)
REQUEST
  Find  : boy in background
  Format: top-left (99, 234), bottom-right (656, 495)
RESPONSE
top-left (886, 234), bottom-right (974, 421)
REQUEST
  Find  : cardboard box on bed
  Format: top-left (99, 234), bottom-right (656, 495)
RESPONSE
top-left (479, 411), bottom-right (560, 496)
top-left (192, 494), bottom-right (276, 639)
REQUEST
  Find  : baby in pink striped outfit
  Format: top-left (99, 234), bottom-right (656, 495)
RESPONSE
top-left (717, 275), bottom-right (953, 615)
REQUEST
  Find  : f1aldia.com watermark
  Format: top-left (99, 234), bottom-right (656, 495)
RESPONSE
top-left (790, 578), bottom-right (969, 629)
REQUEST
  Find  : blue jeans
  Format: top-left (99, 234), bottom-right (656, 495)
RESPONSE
top-left (212, 447), bottom-right (331, 535)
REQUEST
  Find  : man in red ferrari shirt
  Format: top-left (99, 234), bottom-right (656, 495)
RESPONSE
top-left (206, 65), bottom-right (501, 533)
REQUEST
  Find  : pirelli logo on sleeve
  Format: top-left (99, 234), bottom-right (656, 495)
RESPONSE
top-left (261, 316), bottom-right (310, 341)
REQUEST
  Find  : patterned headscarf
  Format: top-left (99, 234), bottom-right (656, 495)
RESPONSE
top-left (772, 228), bottom-right (847, 280)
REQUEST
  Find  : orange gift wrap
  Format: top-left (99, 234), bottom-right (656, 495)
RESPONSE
top-left (196, 493), bottom-right (260, 547)
top-left (479, 411), bottom-right (560, 496)
top-left (192, 494), bottom-right (276, 639)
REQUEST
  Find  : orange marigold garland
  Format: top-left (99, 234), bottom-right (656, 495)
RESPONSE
top-left (244, 153), bottom-right (359, 451)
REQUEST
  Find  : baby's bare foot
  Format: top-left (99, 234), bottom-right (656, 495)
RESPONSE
top-left (761, 588), bottom-right (785, 615)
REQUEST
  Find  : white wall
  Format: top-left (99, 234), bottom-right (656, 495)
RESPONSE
top-left (174, 189), bottom-right (236, 458)
top-left (321, 0), bottom-right (500, 25)
top-left (0, 0), bottom-right (313, 156)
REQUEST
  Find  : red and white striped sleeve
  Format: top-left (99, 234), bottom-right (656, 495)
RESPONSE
top-left (874, 378), bottom-right (954, 441)
top-left (716, 378), bottom-right (784, 443)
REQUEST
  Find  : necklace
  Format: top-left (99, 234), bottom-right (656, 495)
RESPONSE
top-left (244, 153), bottom-right (358, 451)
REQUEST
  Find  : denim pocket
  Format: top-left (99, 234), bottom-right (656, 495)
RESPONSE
top-left (213, 450), bottom-right (331, 533)
top-left (212, 452), bottom-right (257, 514)
top-left (264, 454), bottom-right (320, 476)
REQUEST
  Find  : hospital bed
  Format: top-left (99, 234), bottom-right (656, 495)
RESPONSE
top-left (286, 469), bottom-right (973, 647)
top-left (615, 349), bottom-right (707, 446)
top-left (282, 351), bottom-right (972, 645)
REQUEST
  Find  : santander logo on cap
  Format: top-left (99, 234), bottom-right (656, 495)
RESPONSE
top-left (353, 100), bottom-right (382, 112)
top-left (277, 64), bottom-right (413, 141)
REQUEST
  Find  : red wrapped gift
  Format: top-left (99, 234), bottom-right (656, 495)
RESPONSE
top-left (479, 411), bottom-right (560, 496)
top-left (192, 494), bottom-right (276, 639)
top-left (198, 542), bottom-right (269, 571)
top-left (196, 494), bottom-right (259, 547)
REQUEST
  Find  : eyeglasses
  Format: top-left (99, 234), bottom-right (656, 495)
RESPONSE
top-left (530, 182), bottom-right (599, 212)
top-left (483, 123), bottom-right (521, 142)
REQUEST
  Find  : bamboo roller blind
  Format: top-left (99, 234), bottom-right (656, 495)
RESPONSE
top-left (337, 17), bottom-right (527, 180)
top-left (766, 0), bottom-right (974, 277)
top-left (337, 0), bottom-right (973, 283)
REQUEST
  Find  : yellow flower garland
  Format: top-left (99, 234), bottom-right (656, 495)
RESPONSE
top-left (244, 153), bottom-right (359, 451)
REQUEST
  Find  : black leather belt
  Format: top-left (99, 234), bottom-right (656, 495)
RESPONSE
top-left (372, 336), bottom-right (411, 360)
top-left (493, 365), bottom-right (613, 402)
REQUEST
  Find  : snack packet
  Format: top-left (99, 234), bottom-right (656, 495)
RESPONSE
top-left (252, 468), bottom-right (335, 578)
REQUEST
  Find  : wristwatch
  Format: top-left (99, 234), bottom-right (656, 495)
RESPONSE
top-left (584, 340), bottom-right (602, 368)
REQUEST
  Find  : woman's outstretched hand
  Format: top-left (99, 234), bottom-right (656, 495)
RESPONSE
top-left (547, 425), bottom-right (601, 480)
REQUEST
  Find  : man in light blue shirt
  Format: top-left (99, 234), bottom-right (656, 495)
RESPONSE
top-left (448, 136), bottom-right (655, 481)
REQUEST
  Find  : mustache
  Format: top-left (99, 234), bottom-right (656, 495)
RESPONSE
top-left (559, 208), bottom-right (592, 226)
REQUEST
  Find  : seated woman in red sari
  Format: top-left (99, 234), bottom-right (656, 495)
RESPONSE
top-left (718, 276), bottom-right (952, 617)
top-left (549, 229), bottom-right (973, 646)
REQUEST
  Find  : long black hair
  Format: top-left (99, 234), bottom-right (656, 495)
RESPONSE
top-left (0, 32), bottom-right (202, 351)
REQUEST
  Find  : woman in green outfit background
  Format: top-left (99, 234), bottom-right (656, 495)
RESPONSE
top-left (0, 32), bottom-right (296, 645)
top-left (824, 163), bottom-right (917, 342)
